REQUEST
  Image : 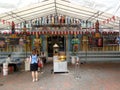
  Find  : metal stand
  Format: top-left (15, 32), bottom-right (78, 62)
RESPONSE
top-left (74, 56), bottom-right (81, 79)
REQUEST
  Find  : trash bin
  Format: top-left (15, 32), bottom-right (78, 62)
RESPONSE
top-left (25, 58), bottom-right (30, 71)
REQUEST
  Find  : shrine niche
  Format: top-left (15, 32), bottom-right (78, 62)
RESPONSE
top-left (0, 38), bottom-right (6, 48)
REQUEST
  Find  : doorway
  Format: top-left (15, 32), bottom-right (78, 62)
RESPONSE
top-left (47, 35), bottom-right (65, 57)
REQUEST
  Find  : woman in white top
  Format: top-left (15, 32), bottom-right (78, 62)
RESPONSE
top-left (6, 54), bottom-right (17, 72)
top-left (30, 49), bottom-right (39, 82)
top-left (6, 54), bottom-right (11, 63)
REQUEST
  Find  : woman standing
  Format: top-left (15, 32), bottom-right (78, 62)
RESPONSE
top-left (30, 49), bottom-right (39, 82)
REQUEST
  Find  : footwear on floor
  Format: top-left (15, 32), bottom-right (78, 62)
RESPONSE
top-left (41, 71), bottom-right (43, 74)
top-left (32, 79), bottom-right (35, 82)
top-left (36, 79), bottom-right (38, 82)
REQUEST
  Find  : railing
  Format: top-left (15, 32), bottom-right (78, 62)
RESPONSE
top-left (70, 51), bottom-right (120, 62)
top-left (0, 52), bottom-right (31, 64)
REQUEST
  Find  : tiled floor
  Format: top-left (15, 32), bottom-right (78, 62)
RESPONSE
top-left (0, 61), bottom-right (120, 90)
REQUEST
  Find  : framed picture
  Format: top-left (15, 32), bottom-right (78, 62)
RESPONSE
top-left (96, 37), bottom-right (103, 47)
top-left (88, 37), bottom-right (103, 47)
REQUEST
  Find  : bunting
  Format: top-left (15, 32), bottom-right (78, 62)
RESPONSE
top-left (100, 16), bottom-right (116, 25)
top-left (0, 19), bottom-right (11, 25)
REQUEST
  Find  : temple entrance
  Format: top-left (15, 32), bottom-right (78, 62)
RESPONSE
top-left (47, 35), bottom-right (65, 57)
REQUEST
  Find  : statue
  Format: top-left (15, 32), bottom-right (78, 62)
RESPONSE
top-left (11, 21), bottom-right (15, 34)
top-left (34, 33), bottom-right (42, 52)
top-left (71, 35), bottom-right (80, 53)
top-left (95, 20), bottom-right (99, 32)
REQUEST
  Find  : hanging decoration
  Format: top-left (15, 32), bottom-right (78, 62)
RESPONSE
top-left (76, 31), bottom-right (79, 35)
top-left (26, 31), bottom-right (30, 35)
top-left (38, 31), bottom-right (41, 35)
top-left (0, 19), bottom-right (11, 25)
top-left (3, 32), bottom-right (7, 35)
top-left (66, 31), bottom-right (69, 34)
top-left (91, 31), bottom-right (95, 35)
top-left (69, 31), bottom-right (73, 35)
top-left (11, 21), bottom-right (15, 34)
top-left (102, 31), bottom-right (108, 35)
top-left (64, 31), bottom-right (66, 35)
top-left (85, 31), bottom-right (90, 35)
top-left (100, 16), bottom-right (116, 25)
top-left (108, 32), bottom-right (113, 35)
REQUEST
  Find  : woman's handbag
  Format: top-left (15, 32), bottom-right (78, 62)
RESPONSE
top-left (38, 60), bottom-right (43, 68)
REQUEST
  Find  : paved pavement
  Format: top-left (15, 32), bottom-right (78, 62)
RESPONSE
top-left (0, 61), bottom-right (120, 90)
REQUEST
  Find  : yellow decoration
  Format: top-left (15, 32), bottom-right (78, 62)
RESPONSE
top-left (59, 55), bottom-right (66, 61)
top-left (83, 36), bottom-right (87, 40)
top-left (34, 33), bottom-right (41, 53)
top-left (11, 34), bottom-right (17, 38)
top-left (95, 33), bottom-right (100, 38)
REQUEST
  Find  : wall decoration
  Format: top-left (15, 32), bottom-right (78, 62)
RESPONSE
top-left (0, 38), bottom-right (6, 48)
